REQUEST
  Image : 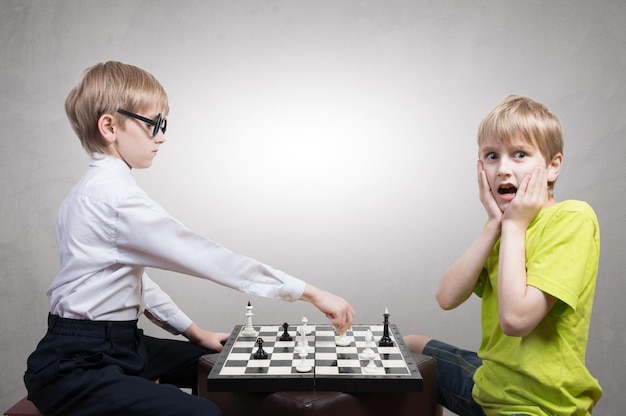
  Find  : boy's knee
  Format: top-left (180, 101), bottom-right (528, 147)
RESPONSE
top-left (403, 334), bottom-right (432, 354)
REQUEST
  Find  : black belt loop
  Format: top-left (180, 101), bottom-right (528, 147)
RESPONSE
top-left (47, 313), bottom-right (57, 333)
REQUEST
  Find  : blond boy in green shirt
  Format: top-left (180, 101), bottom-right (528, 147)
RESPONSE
top-left (405, 95), bottom-right (602, 415)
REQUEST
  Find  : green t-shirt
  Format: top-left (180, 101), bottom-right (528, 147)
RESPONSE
top-left (473, 200), bottom-right (602, 416)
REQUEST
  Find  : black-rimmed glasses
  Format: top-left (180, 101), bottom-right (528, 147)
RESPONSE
top-left (117, 109), bottom-right (167, 137)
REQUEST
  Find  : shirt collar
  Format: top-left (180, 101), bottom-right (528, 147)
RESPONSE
top-left (90, 153), bottom-right (131, 173)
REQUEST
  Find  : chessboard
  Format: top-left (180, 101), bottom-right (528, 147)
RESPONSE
top-left (206, 323), bottom-right (422, 393)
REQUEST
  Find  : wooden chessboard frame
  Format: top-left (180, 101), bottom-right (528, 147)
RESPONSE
top-left (206, 323), bottom-right (423, 393)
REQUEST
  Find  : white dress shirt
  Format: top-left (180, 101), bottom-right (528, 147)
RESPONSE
top-left (47, 155), bottom-right (306, 334)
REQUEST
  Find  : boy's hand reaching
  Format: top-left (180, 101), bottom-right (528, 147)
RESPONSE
top-left (300, 284), bottom-right (355, 334)
top-left (183, 323), bottom-right (229, 352)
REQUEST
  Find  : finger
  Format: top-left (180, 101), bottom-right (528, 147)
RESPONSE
top-left (526, 165), bottom-right (546, 200)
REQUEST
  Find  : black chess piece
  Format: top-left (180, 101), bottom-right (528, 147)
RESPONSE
top-left (280, 322), bottom-right (293, 341)
top-left (253, 337), bottom-right (268, 359)
top-left (378, 310), bottom-right (394, 347)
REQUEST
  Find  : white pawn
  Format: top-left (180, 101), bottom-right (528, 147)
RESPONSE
top-left (359, 329), bottom-right (375, 359)
top-left (296, 349), bottom-right (312, 373)
top-left (335, 330), bottom-right (351, 347)
top-left (362, 351), bottom-right (378, 373)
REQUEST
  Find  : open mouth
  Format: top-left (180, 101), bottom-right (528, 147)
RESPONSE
top-left (498, 185), bottom-right (517, 195)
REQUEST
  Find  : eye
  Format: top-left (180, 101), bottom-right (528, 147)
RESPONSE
top-left (485, 152), bottom-right (497, 160)
top-left (514, 151), bottom-right (527, 158)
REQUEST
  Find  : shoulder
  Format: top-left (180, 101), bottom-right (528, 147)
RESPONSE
top-left (73, 157), bottom-right (148, 207)
top-left (542, 200), bottom-right (598, 229)
top-left (528, 200), bottom-right (600, 254)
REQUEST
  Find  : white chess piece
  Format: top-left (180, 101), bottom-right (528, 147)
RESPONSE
top-left (296, 349), bottom-right (312, 373)
top-left (359, 329), bottom-right (375, 359)
top-left (362, 350), bottom-right (378, 373)
top-left (335, 330), bottom-right (351, 347)
top-left (241, 301), bottom-right (258, 337)
top-left (301, 316), bottom-right (312, 335)
top-left (295, 325), bottom-right (311, 354)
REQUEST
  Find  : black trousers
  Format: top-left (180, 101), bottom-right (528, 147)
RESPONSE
top-left (24, 315), bottom-right (223, 416)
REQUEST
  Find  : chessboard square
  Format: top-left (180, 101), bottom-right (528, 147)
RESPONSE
top-left (268, 358), bottom-right (293, 366)
top-left (267, 366), bottom-right (296, 375)
top-left (381, 359), bottom-right (408, 368)
top-left (377, 347), bottom-right (400, 354)
top-left (244, 367), bottom-right (269, 374)
top-left (232, 344), bottom-right (255, 352)
top-left (247, 360), bottom-right (271, 368)
top-left (271, 352), bottom-right (295, 361)
top-left (223, 359), bottom-right (249, 368)
top-left (378, 352), bottom-right (403, 361)
top-left (384, 367), bottom-right (411, 375)
top-left (336, 359), bottom-right (362, 368)
top-left (315, 359), bottom-right (338, 367)
top-left (227, 353), bottom-right (253, 361)
top-left (316, 345), bottom-right (338, 353)
top-left (336, 352), bottom-right (359, 360)
top-left (315, 352), bottom-right (338, 360)
top-left (315, 329), bottom-right (335, 336)
top-left (316, 366), bottom-right (339, 375)
top-left (218, 367), bottom-right (248, 376)
top-left (316, 340), bottom-right (337, 348)
top-left (336, 346), bottom-right (358, 354)
top-left (338, 366), bottom-right (362, 374)
top-left (274, 340), bottom-right (294, 348)
top-left (272, 346), bottom-right (294, 354)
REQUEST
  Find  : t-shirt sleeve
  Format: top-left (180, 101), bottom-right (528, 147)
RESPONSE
top-left (526, 209), bottom-right (598, 316)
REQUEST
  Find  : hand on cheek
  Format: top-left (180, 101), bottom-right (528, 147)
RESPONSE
top-left (504, 165), bottom-right (548, 226)
top-left (477, 160), bottom-right (503, 223)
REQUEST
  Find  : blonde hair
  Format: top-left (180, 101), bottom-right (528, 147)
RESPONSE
top-left (477, 95), bottom-right (563, 191)
top-left (65, 61), bottom-right (169, 154)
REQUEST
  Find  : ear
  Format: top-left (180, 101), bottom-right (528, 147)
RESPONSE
top-left (98, 113), bottom-right (118, 145)
top-left (547, 153), bottom-right (563, 183)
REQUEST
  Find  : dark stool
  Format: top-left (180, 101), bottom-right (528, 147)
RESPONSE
top-left (4, 397), bottom-right (42, 416)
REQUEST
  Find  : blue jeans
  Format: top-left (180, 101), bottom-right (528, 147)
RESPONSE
top-left (423, 340), bottom-right (530, 416)
top-left (423, 339), bottom-right (485, 416)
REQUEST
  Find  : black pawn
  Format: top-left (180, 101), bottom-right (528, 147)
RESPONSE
top-left (254, 337), bottom-right (268, 359)
top-left (280, 322), bottom-right (293, 341)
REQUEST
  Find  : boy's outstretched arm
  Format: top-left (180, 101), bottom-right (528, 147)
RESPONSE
top-left (498, 166), bottom-right (557, 336)
top-left (299, 284), bottom-right (355, 333)
top-left (436, 162), bottom-right (502, 310)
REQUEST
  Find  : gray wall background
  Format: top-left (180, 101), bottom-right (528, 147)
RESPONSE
top-left (1, 1), bottom-right (624, 414)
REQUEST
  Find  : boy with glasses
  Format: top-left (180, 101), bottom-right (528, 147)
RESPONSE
top-left (24, 61), bottom-right (355, 416)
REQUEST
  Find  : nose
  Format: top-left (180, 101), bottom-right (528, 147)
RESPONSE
top-left (155, 131), bottom-right (166, 144)
top-left (496, 156), bottom-right (512, 177)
